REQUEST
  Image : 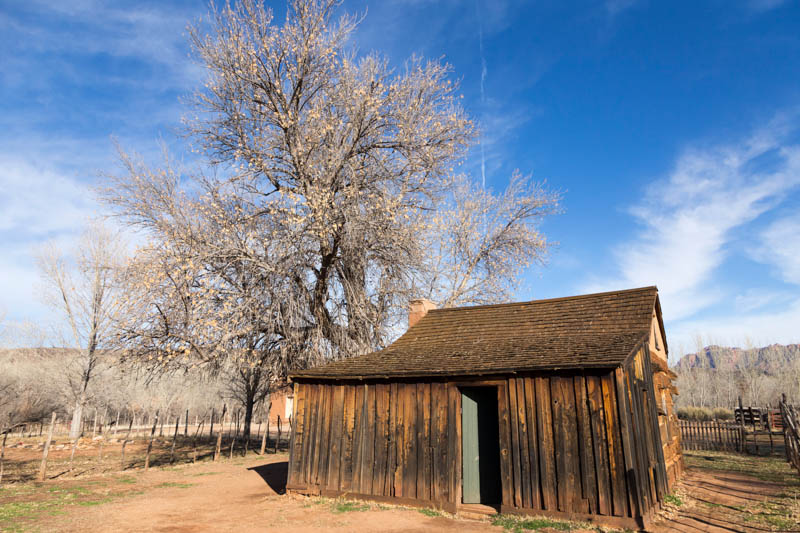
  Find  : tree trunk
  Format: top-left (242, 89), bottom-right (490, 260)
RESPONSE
top-left (243, 391), bottom-right (256, 444)
top-left (69, 395), bottom-right (85, 440)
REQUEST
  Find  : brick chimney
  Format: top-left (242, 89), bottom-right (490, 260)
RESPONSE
top-left (408, 298), bottom-right (437, 329)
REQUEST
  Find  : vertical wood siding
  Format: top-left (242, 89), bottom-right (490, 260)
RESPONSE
top-left (288, 363), bottom-right (667, 520)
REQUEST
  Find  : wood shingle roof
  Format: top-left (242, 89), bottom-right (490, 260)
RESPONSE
top-left (291, 286), bottom-right (660, 380)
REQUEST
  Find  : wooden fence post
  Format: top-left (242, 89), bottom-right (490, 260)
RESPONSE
top-left (120, 418), bottom-right (133, 470)
top-left (260, 402), bottom-right (271, 455)
top-left (170, 416), bottom-right (180, 464)
top-left (98, 421), bottom-right (109, 461)
top-left (184, 409), bottom-right (189, 437)
top-left (768, 405), bottom-right (775, 454)
top-left (214, 405), bottom-right (227, 462)
top-left (38, 413), bottom-right (57, 481)
top-left (275, 415), bottom-right (281, 453)
top-left (738, 397), bottom-right (746, 453)
top-left (0, 430), bottom-right (8, 485)
top-left (144, 410), bottom-right (159, 471)
top-left (209, 409), bottom-right (215, 439)
top-left (192, 420), bottom-right (204, 463)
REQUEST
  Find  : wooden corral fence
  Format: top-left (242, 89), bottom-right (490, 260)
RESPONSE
top-left (679, 420), bottom-right (743, 452)
top-left (735, 406), bottom-right (783, 431)
top-left (0, 406), bottom-right (294, 486)
top-left (779, 394), bottom-right (800, 475)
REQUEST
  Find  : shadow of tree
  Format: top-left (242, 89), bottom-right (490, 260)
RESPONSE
top-left (247, 461), bottom-right (288, 494)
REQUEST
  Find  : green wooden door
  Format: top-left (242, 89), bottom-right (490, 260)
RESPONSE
top-left (461, 389), bottom-right (481, 503)
top-left (461, 387), bottom-right (502, 505)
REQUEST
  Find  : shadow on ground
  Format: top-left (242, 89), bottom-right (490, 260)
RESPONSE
top-left (248, 461), bottom-right (288, 494)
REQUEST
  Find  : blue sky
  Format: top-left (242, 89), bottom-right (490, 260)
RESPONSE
top-left (1, 0), bottom-right (799, 360)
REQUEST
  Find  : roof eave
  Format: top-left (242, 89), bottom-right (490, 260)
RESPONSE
top-left (289, 362), bottom-right (625, 382)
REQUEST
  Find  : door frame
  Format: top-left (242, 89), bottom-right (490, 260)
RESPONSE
top-left (456, 380), bottom-right (507, 507)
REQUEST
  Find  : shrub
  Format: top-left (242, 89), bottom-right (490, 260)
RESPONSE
top-left (677, 406), bottom-right (713, 421)
top-left (712, 407), bottom-right (733, 420)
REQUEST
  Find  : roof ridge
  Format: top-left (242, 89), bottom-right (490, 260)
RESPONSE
top-left (426, 286), bottom-right (658, 314)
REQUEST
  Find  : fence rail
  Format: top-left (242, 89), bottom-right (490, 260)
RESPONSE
top-left (679, 420), bottom-right (743, 452)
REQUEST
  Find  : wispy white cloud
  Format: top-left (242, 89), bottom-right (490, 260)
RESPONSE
top-left (0, 156), bottom-right (98, 237)
top-left (733, 288), bottom-right (793, 313)
top-left (747, 0), bottom-right (787, 12)
top-left (755, 215), bottom-right (800, 285)
top-left (585, 112), bottom-right (800, 349)
top-left (1, 1), bottom-right (202, 86)
top-left (605, 0), bottom-right (639, 16)
top-left (0, 153), bottom-right (101, 330)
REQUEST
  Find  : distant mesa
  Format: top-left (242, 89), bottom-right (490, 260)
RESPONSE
top-left (673, 343), bottom-right (800, 373)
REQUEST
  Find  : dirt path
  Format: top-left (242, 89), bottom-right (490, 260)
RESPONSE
top-left (20, 454), bottom-right (504, 533)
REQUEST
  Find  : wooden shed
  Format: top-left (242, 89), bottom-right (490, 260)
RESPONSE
top-left (286, 287), bottom-right (680, 530)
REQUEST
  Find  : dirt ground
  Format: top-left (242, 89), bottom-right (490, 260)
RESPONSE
top-left (652, 451), bottom-right (800, 532)
top-left (1, 453), bottom-right (512, 533)
top-left (2, 440), bottom-right (800, 532)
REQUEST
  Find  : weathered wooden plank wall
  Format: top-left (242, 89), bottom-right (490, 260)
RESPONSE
top-left (288, 361), bottom-right (667, 523)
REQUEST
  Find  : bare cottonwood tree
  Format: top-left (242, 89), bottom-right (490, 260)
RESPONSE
top-left (36, 222), bottom-right (126, 439)
top-left (103, 0), bottom-right (558, 406)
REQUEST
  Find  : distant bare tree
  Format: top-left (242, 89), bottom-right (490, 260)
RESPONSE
top-left (36, 222), bottom-right (126, 439)
top-left (736, 337), bottom-right (769, 406)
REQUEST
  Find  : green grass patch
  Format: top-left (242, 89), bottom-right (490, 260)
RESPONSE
top-left (0, 487), bottom-right (104, 532)
top-left (155, 481), bottom-right (194, 489)
top-left (491, 514), bottom-right (579, 531)
top-left (331, 500), bottom-right (370, 513)
top-left (189, 471), bottom-right (221, 477)
top-left (763, 513), bottom-right (797, 530)
top-left (417, 507), bottom-right (441, 517)
top-left (664, 493), bottom-right (683, 507)
top-left (0, 485), bottom-right (35, 498)
top-left (116, 475), bottom-right (137, 484)
top-left (46, 486), bottom-right (90, 495)
top-left (700, 501), bottom-right (723, 509)
top-left (76, 497), bottom-right (114, 507)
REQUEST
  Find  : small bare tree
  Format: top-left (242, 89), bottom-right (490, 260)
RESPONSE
top-left (36, 222), bottom-right (126, 440)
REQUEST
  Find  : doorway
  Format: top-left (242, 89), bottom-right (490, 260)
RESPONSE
top-left (461, 387), bottom-right (502, 505)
